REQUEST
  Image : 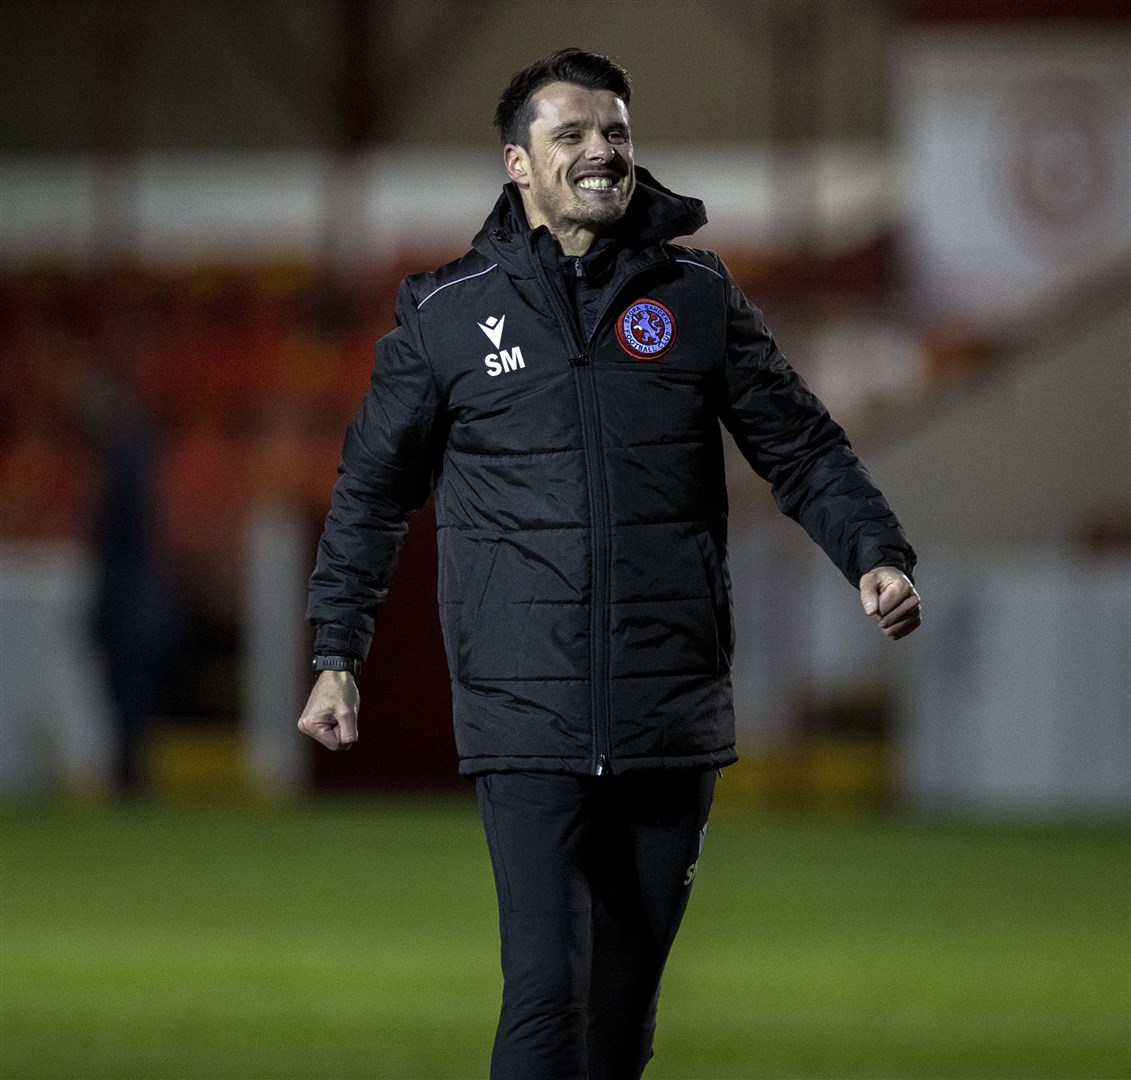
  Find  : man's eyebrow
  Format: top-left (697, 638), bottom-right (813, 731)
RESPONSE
top-left (547, 119), bottom-right (629, 136)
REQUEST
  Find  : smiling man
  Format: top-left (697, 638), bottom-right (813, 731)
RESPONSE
top-left (299, 48), bottom-right (920, 1079)
top-left (503, 80), bottom-right (636, 252)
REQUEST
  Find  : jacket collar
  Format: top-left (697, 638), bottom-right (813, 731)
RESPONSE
top-left (471, 166), bottom-right (707, 278)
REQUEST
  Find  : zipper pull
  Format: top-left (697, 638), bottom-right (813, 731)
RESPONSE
top-left (568, 354), bottom-right (588, 367)
top-left (575, 257), bottom-right (584, 280)
top-left (595, 754), bottom-right (608, 777)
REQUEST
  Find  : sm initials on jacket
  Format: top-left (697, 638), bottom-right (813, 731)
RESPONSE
top-left (478, 313), bottom-right (526, 377)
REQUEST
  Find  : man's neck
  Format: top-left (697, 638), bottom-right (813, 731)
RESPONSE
top-left (521, 203), bottom-right (599, 256)
top-left (552, 228), bottom-right (598, 257)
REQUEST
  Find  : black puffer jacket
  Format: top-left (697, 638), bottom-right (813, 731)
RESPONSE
top-left (308, 169), bottom-right (916, 776)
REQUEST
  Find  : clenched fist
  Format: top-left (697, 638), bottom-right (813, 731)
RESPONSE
top-left (859, 566), bottom-right (921, 641)
top-left (297, 670), bottom-right (360, 750)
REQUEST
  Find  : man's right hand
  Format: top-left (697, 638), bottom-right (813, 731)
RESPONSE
top-left (297, 670), bottom-right (359, 750)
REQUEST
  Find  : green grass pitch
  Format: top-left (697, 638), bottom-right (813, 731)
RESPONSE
top-left (2, 797), bottom-right (1127, 1079)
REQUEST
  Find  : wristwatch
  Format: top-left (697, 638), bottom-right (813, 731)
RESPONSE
top-left (312, 655), bottom-right (362, 676)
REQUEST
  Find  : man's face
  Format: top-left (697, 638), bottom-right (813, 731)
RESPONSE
top-left (505, 81), bottom-right (635, 252)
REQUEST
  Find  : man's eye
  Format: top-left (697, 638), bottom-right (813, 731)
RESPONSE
top-left (607, 131), bottom-right (628, 143)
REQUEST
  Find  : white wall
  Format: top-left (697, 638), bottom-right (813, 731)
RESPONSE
top-left (0, 544), bottom-right (114, 793)
top-left (898, 554), bottom-right (1130, 814)
top-left (0, 146), bottom-right (898, 266)
top-left (896, 26), bottom-right (1131, 326)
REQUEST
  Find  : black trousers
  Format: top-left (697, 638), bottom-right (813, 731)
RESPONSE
top-left (475, 768), bottom-right (716, 1080)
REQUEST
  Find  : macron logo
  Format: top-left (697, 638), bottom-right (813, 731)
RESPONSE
top-left (478, 314), bottom-right (506, 349)
top-left (479, 313), bottom-right (524, 377)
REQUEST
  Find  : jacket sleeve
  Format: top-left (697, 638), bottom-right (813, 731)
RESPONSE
top-left (717, 266), bottom-right (916, 586)
top-left (306, 280), bottom-right (442, 661)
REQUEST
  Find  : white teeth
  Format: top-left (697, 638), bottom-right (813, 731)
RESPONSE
top-left (577, 177), bottom-right (613, 190)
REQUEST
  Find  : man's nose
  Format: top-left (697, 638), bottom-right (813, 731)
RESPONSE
top-left (584, 136), bottom-right (615, 162)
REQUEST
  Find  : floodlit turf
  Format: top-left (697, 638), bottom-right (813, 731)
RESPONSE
top-left (1, 798), bottom-right (1127, 1079)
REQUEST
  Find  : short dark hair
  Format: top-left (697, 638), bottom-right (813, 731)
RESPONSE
top-left (494, 48), bottom-right (632, 148)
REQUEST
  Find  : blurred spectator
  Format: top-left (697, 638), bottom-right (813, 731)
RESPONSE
top-left (75, 361), bottom-right (184, 795)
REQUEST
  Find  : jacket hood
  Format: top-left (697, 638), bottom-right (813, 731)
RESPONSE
top-left (472, 166), bottom-right (707, 270)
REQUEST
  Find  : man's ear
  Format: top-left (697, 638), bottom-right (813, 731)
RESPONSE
top-left (504, 144), bottom-right (530, 187)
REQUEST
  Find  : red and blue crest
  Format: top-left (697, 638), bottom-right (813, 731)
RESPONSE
top-left (615, 298), bottom-right (676, 360)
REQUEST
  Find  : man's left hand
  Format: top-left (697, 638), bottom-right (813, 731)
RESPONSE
top-left (859, 566), bottom-right (921, 641)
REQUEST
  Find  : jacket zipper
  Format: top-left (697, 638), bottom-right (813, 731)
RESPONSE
top-left (573, 354), bottom-right (611, 777)
top-left (528, 245), bottom-right (671, 777)
top-left (527, 251), bottom-right (612, 776)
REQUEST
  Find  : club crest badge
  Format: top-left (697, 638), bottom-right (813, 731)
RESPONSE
top-left (615, 298), bottom-right (677, 360)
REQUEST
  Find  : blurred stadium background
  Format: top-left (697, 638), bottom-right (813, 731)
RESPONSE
top-left (1, 1), bottom-right (1128, 1078)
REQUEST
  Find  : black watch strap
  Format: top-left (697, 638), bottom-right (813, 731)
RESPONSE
top-left (312, 655), bottom-right (362, 676)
